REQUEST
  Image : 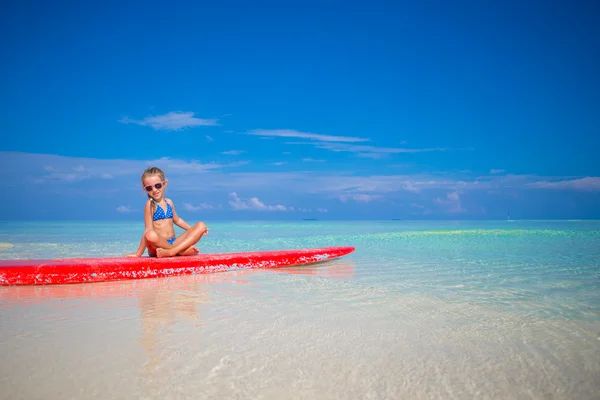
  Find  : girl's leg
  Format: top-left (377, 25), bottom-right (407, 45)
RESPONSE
top-left (156, 222), bottom-right (207, 258)
top-left (144, 230), bottom-right (174, 257)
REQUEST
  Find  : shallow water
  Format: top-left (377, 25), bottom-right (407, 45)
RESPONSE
top-left (1, 220), bottom-right (599, 399)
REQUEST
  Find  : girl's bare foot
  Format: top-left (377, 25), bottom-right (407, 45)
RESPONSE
top-left (156, 248), bottom-right (175, 258)
top-left (179, 246), bottom-right (199, 256)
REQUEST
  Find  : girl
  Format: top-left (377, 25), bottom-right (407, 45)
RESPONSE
top-left (126, 167), bottom-right (208, 258)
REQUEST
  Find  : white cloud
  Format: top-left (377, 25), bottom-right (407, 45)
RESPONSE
top-left (221, 150), bottom-right (245, 155)
top-left (290, 142), bottom-right (449, 159)
top-left (116, 205), bottom-right (133, 213)
top-left (402, 182), bottom-right (421, 193)
top-left (183, 202), bottom-right (217, 211)
top-left (317, 208), bottom-right (328, 212)
top-left (302, 175), bottom-right (451, 195)
top-left (244, 129), bottom-right (452, 159)
top-left (527, 177), bottom-right (600, 191)
top-left (40, 172), bottom-right (90, 182)
top-left (157, 158), bottom-right (249, 174)
top-left (119, 111), bottom-right (219, 131)
top-left (272, 162), bottom-right (287, 166)
top-left (434, 191), bottom-right (466, 213)
top-left (339, 194), bottom-right (382, 203)
top-left (228, 192), bottom-right (288, 211)
top-left (0, 152), bottom-right (249, 185)
top-left (205, 135), bottom-right (214, 142)
top-left (303, 158), bottom-right (325, 162)
top-left (490, 169), bottom-right (505, 174)
top-left (247, 129), bottom-right (368, 143)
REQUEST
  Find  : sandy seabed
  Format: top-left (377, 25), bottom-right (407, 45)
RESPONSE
top-left (1, 262), bottom-right (599, 400)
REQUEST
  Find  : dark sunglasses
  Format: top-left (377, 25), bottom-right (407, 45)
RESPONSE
top-left (144, 182), bottom-right (165, 192)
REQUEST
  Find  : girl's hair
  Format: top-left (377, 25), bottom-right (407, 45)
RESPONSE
top-left (141, 167), bottom-right (166, 214)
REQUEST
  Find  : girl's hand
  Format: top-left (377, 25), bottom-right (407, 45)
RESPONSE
top-left (203, 228), bottom-right (210, 236)
top-left (125, 253), bottom-right (141, 258)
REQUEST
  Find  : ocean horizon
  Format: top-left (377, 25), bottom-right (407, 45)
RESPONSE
top-left (1, 219), bottom-right (599, 399)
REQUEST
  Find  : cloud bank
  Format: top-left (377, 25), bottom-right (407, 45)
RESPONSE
top-left (4, 152), bottom-right (600, 219)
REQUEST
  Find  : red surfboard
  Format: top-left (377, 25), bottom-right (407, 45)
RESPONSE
top-left (0, 246), bottom-right (355, 286)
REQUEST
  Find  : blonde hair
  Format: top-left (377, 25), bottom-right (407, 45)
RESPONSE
top-left (141, 167), bottom-right (166, 213)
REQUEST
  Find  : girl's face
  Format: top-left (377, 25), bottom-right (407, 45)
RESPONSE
top-left (142, 174), bottom-right (167, 200)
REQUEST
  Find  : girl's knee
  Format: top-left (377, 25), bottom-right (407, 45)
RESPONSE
top-left (144, 230), bottom-right (159, 242)
top-left (194, 222), bottom-right (207, 232)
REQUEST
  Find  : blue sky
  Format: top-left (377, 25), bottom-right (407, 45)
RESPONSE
top-left (1, 0), bottom-right (599, 220)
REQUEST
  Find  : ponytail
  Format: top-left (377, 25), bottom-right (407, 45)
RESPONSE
top-left (148, 194), bottom-right (156, 215)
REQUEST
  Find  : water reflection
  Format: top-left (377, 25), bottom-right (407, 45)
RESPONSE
top-left (0, 260), bottom-right (356, 305)
top-left (0, 267), bottom-right (262, 301)
top-left (135, 270), bottom-right (254, 394)
top-left (273, 260), bottom-right (355, 279)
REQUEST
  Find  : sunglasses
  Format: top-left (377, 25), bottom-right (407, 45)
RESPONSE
top-left (144, 182), bottom-right (165, 192)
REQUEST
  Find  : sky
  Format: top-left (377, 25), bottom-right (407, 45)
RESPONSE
top-left (1, 0), bottom-right (599, 221)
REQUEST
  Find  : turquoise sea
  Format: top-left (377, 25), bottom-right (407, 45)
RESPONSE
top-left (1, 220), bottom-right (599, 399)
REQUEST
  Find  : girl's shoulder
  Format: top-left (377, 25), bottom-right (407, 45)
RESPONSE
top-left (143, 199), bottom-right (154, 214)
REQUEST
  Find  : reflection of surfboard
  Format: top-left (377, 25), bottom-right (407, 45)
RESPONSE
top-left (0, 246), bottom-right (355, 286)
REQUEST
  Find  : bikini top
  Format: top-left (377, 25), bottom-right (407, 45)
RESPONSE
top-left (152, 201), bottom-right (173, 221)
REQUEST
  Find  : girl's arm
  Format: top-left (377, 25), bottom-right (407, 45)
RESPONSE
top-left (126, 201), bottom-right (153, 257)
top-left (169, 199), bottom-right (209, 236)
top-left (126, 234), bottom-right (147, 257)
top-left (169, 199), bottom-right (209, 237)
top-left (143, 200), bottom-right (154, 232)
top-left (169, 199), bottom-right (193, 230)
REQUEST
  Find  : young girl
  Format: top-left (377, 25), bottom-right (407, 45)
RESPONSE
top-left (126, 167), bottom-right (208, 258)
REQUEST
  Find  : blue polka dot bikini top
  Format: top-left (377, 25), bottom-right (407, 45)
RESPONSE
top-left (152, 201), bottom-right (173, 221)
